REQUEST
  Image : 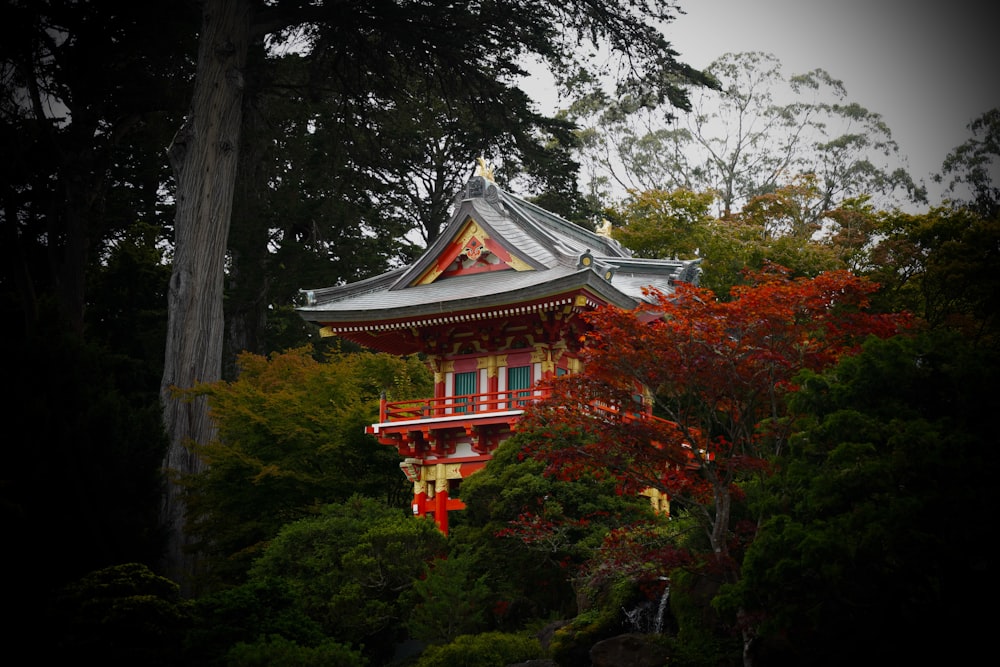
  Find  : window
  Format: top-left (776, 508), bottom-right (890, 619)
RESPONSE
top-left (454, 371), bottom-right (477, 413)
top-left (507, 365), bottom-right (532, 407)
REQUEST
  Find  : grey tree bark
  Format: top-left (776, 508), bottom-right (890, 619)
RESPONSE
top-left (160, 0), bottom-right (251, 593)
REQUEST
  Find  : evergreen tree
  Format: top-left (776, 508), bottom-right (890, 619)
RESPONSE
top-left (718, 331), bottom-right (999, 665)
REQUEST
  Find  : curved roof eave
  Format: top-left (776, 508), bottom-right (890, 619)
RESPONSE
top-left (297, 268), bottom-right (639, 325)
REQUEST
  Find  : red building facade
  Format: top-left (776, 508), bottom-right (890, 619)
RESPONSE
top-left (297, 165), bottom-right (701, 532)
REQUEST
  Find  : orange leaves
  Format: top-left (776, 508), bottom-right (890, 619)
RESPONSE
top-left (516, 264), bottom-right (912, 570)
top-left (524, 263), bottom-right (910, 510)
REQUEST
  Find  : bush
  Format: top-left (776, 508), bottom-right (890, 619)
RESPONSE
top-left (415, 631), bottom-right (542, 667)
top-left (50, 563), bottom-right (192, 666)
top-left (406, 554), bottom-right (491, 644)
top-left (183, 577), bottom-right (328, 665)
top-left (226, 634), bottom-right (366, 666)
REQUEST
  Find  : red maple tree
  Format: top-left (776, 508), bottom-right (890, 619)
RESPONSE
top-left (517, 264), bottom-right (910, 577)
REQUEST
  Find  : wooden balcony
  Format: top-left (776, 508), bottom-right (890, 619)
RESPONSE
top-left (370, 387), bottom-right (709, 466)
top-left (377, 388), bottom-right (546, 423)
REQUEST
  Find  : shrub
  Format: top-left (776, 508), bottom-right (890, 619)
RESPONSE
top-left (226, 634), bottom-right (366, 666)
top-left (415, 631), bottom-right (542, 667)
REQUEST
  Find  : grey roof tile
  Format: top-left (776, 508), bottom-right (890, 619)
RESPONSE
top-left (297, 176), bottom-right (701, 324)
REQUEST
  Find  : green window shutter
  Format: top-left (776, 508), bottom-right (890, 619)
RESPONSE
top-left (507, 365), bottom-right (532, 407)
top-left (454, 371), bottom-right (477, 413)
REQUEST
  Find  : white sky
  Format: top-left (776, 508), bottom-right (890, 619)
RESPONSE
top-left (666, 0), bottom-right (997, 198)
top-left (527, 0), bottom-right (997, 206)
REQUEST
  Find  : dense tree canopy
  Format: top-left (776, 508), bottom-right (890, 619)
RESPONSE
top-left (177, 347), bottom-right (432, 589)
top-left (936, 107), bottom-right (1000, 217)
top-left (516, 264), bottom-right (911, 659)
top-left (245, 496), bottom-right (448, 664)
top-left (452, 430), bottom-right (660, 627)
top-left (0, 0), bottom-right (195, 337)
top-left (717, 331), bottom-right (999, 664)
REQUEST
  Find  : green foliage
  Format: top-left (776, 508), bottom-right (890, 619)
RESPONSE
top-left (246, 496), bottom-right (447, 664)
top-left (847, 205), bottom-right (1000, 343)
top-left (611, 188), bottom-right (713, 260)
top-left (415, 631), bottom-right (542, 667)
top-left (87, 221), bottom-right (173, 370)
top-left (696, 176), bottom-right (847, 296)
top-left (407, 555), bottom-right (492, 644)
top-left (451, 433), bottom-right (656, 626)
top-left (717, 331), bottom-right (999, 664)
top-left (179, 347), bottom-right (431, 587)
top-left (49, 563), bottom-right (192, 666)
top-left (665, 570), bottom-right (739, 667)
top-left (183, 578), bottom-right (329, 666)
top-left (225, 634), bottom-right (366, 667)
top-left (548, 609), bottom-right (620, 666)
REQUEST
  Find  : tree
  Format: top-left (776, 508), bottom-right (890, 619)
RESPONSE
top-left (160, 0), bottom-right (713, 588)
top-left (406, 555), bottom-right (492, 645)
top-left (415, 632), bottom-right (542, 667)
top-left (609, 177), bottom-right (847, 298)
top-left (824, 202), bottom-right (1000, 345)
top-left (517, 264), bottom-right (909, 664)
top-left (571, 51), bottom-right (924, 217)
top-left (936, 107), bottom-right (999, 217)
top-left (0, 0), bottom-right (194, 338)
top-left (609, 187), bottom-right (713, 260)
top-left (225, 635), bottom-right (367, 667)
top-left (701, 174), bottom-right (847, 295)
top-left (717, 331), bottom-right (999, 665)
top-left (177, 346), bottom-right (432, 589)
top-left (49, 563), bottom-right (192, 666)
top-left (160, 0), bottom-right (252, 588)
top-left (183, 577), bottom-right (332, 665)
top-left (0, 3), bottom-right (198, 613)
top-left (452, 431), bottom-right (659, 629)
top-left (246, 496), bottom-right (448, 665)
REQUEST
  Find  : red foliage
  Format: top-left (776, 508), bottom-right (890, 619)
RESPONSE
top-left (517, 264), bottom-right (911, 569)
top-left (583, 525), bottom-right (695, 588)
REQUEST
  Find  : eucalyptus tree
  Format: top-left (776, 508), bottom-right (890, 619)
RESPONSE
top-left (936, 107), bottom-right (999, 217)
top-left (570, 51), bottom-right (925, 218)
top-left (161, 0), bottom-right (714, 588)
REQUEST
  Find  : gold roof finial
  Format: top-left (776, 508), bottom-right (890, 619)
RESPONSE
top-left (475, 156), bottom-right (495, 182)
top-left (596, 218), bottom-right (613, 238)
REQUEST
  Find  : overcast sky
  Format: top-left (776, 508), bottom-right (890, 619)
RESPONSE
top-left (528, 0), bottom-right (996, 206)
top-left (665, 0), bottom-right (996, 198)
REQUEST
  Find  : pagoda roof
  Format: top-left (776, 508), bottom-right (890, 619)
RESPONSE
top-left (297, 171), bottom-right (701, 330)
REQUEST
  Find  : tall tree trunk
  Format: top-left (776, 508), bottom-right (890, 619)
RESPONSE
top-left (224, 38), bottom-right (270, 381)
top-left (160, 0), bottom-right (251, 594)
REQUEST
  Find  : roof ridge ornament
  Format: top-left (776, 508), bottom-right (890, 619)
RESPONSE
top-left (475, 156), bottom-right (495, 182)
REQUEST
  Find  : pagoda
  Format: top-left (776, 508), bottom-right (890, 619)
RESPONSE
top-left (296, 160), bottom-right (701, 533)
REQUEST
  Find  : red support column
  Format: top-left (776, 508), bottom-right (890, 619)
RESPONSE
top-left (487, 362), bottom-right (499, 411)
top-left (413, 487), bottom-right (427, 518)
top-left (435, 484), bottom-right (449, 535)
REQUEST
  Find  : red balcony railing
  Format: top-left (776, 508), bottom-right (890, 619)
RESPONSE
top-left (379, 388), bottom-right (547, 422)
top-left (377, 389), bottom-right (651, 425)
top-left (375, 389), bottom-right (711, 465)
